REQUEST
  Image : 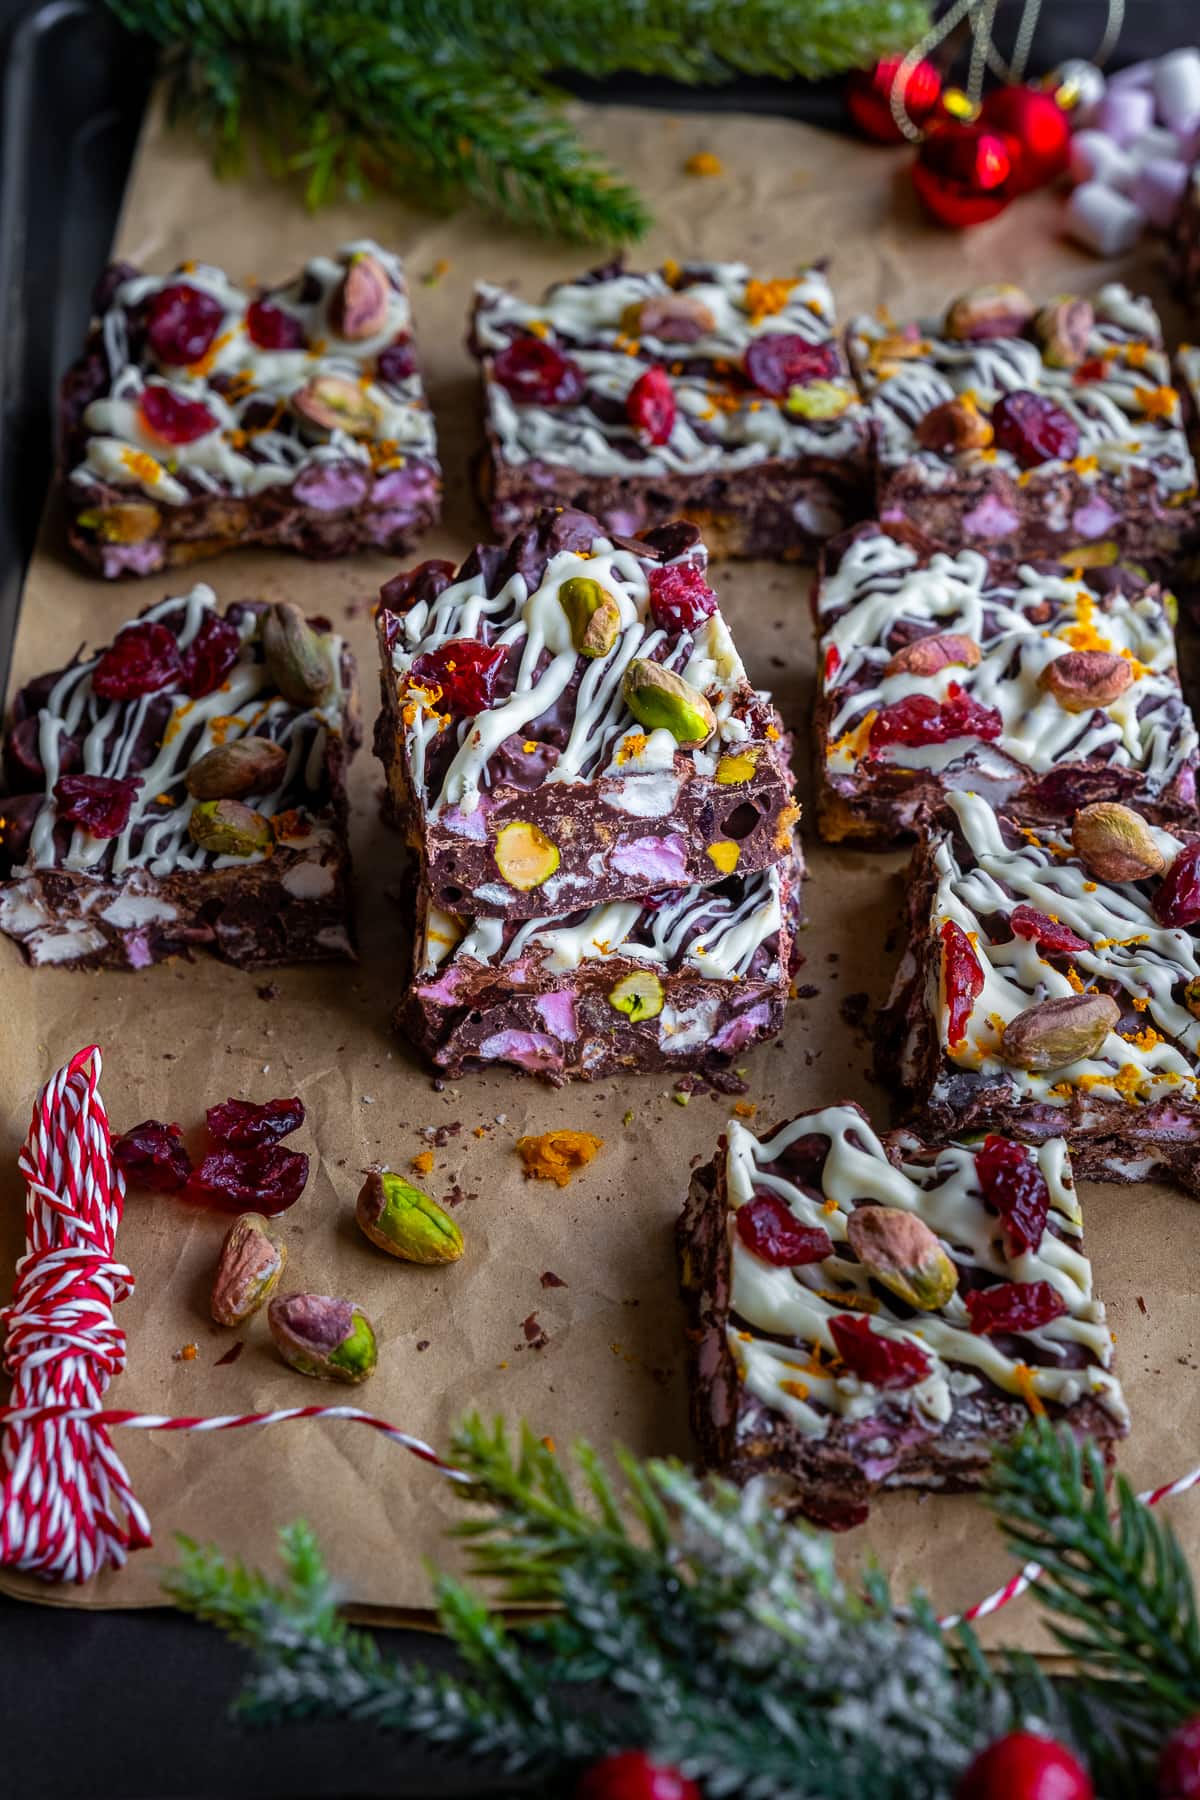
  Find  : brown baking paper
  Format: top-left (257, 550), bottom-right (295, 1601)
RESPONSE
top-left (0, 91), bottom-right (1198, 1652)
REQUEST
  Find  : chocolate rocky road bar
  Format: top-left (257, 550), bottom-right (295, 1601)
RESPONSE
top-left (375, 507), bottom-right (798, 920)
top-left (678, 1099), bottom-right (1127, 1528)
top-left (469, 258), bottom-right (872, 560)
top-left (815, 522), bottom-right (1198, 845)
top-left (0, 588), bottom-right (359, 970)
top-left (60, 240), bottom-right (440, 578)
top-left (847, 281), bottom-right (1198, 571)
top-left (401, 844), bottom-right (803, 1084)
top-left (879, 789), bottom-right (1200, 1193)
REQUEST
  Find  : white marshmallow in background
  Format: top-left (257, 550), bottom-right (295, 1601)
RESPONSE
top-left (1128, 124), bottom-right (1184, 166)
top-left (1069, 128), bottom-right (1137, 187)
top-left (1065, 180), bottom-right (1147, 254)
top-left (1132, 156), bottom-right (1190, 227)
top-left (1095, 84), bottom-right (1156, 144)
top-left (1153, 47), bottom-right (1200, 129)
top-left (1108, 59), bottom-right (1157, 91)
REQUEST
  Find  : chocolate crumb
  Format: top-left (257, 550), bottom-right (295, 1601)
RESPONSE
top-left (521, 1311), bottom-right (549, 1350)
top-left (215, 1342), bottom-right (244, 1367)
top-left (416, 1340), bottom-right (431, 1352)
top-left (795, 983), bottom-right (819, 999)
top-left (540, 1271), bottom-right (567, 1288)
top-left (840, 991), bottom-right (870, 1031)
top-left (256, 982), bottom-right (280, 1001)
top-left (1137, 1295), bottom-right (1148, 1315)
top-left (432, 1077), bottom-right (446, 1092)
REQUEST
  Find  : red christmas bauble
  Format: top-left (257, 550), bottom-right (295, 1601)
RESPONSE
top-left (846, 53), bottom-right (943, 143)
top-left (956, 1731), bottom-right (1094, 1800)
top-left (575, 1751), bottom-right (702, 1800)
top-left (1160, 1716), bottom-right (1200, 1799)
top-left (912, 121), bottom-right (1013, 228)
top-left (980, 84), bottom-right (1071, 193)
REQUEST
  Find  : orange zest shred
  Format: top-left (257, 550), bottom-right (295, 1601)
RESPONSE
top-left (685, 151), bottom-right (723, 176)
top-left (743, 277), bottom-right (796, 324)
top-left (411, 1149), bottom-right (435, 1174)
top-left (516, 1130), bottom-right (603, 1187)
top-left (1013, 1363), bottom-right (1045, 1417)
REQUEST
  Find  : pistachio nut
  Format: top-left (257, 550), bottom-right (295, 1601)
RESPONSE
top-left (330, 250), bottom-right (391, 341)
top-left (1039, 650), bottom-right (1133, 713)
top-left (261, 601), bottom-right (334, 709)
top-left (785, 380), bottom-right (854, 420)
top-left (716, 749), bottom-right (758, 784)
top-left (608, 969), bottom-right (664, 1021)
top-left (885, 632), bottom-right (982, 678)
top-left (356, 1169), bottom-right (464, 1263)
top-left (1072, 802), bottom-right (1165, 884)
top-left (622, 658), bottom-right (716, 745)
top-left (943, 283), bottom-right (1035, 342)
top-left (291, 372), bottom-right (380, 437)
top-left (559, 576), bottom-right (621, 658)
top-left (846, 1205), bottom-right (958, 1311)
top-left (186, 736), bottom-right (289, 801)
top-left (268, 1292), bottom-right (378, 1384)
top-left (188, 798), bottom-right (273, 858)
top-left (1034, 296), bottom-right (1095, 369)
top-left (999, 993), bottom-right (1121, 1073)
top-left (621, 293), bottom-right (716, 343)
top-left (1185, 977), bottom-right (1200, 1021)
top-left (210, 1212), bottom-right (287, 1326)
top-left (494, 819), bottom-right (560, 890)
top-left (914, 397), bottom-right (994, 455)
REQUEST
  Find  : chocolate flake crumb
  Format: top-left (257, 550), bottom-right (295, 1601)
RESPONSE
top-left (215, 1342), bottom-right (244, 1367)
top-left (840, 991), bottom-right (870, 1031)
top-left (256, 982), bottom-right (280, 1001)
top-left (540, 1270), bottom-right (567, 1288)
top-left (795, 983), bottom-right (819, 999)
top-left (1137, 1296), bottom-right (1148, 1315)
top-left (521, 1311), bottom-right (549, 1350)
top-left (416, 1339), bottom-right (431, 1352)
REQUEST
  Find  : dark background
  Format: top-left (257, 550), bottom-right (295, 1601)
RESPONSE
top-left (0, 3), bottom-right (1193, 1795)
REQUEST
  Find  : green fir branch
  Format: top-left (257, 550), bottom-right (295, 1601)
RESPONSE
top-left (106, 0), bottom-right (930, 242)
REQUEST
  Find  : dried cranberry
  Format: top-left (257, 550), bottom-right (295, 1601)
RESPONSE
top-left (736, 1192), bottom-right (833, 1266)
top-left (181, 611), bottom-right (242, 697)
top-left (206, 1095), bottom-right (305, 1148)
top-left (870, 685), bottom-right (1002, 752)
top-left (1154, 843), bottom-right (1200, 929)
top-left (975, 1135), bottom-right (1051, 1256)
top-left (139, 384), bottom-right (219, 445)
top-left (1009, 904), bottom-right (1089, 957)
top-left (492, 336), bottom-right (585, 407)
top-left (376, 337), bottom-right (417, 383)
top-left (991, 389), bottom-right (1080, 468)
top-left (245, 297), bottom-right (306, 351)
top-left (941, 919), bottom-right (983, 1048)
top-left (1073, 358), bottom-right (1108, 385)
top-left (184, 1145), bottom-right (309, 1215)
top-left (113, 1120), bottom-right (192, 1193)
top-left (93, 621), bottom-right (184, 700)
top-left (647, 562), bottom-right (718, 634)
top-left (744, 334), bottom-right (839, 397)
top-left (410, 638), bottom-right (507, 717)
top-left (797, 1495), bottom-right (870, 1533)
top-left (626, 366), bottom-right (676, 444)
top-left (54, 773), bottom-right (142, 838)
top-left (966, 1279), bottom-right (1067, 1336)
top-left (828, 1313), bottom-right (932, 1389)
top-left (145, 282), bottom-right (225, 367)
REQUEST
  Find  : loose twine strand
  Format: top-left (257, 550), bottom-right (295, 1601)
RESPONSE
top-left (0, 1049), bottom-right (1194, 1630)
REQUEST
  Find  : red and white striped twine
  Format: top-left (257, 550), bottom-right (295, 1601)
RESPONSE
top-left (0, 1048), bottom-right (1196, 1627)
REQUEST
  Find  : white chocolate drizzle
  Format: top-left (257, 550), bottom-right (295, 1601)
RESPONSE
top-left (724, 1105), bottom-right (1126, 1440)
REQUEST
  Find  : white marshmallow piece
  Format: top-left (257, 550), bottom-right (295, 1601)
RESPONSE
top-left (1132, 156), bottom-right (1190, 229)
top-left (1065, 180), bottom-right (1146, 255)
top-left (1096, 85), bottom-right (1155, 145)
top-left (1068, 129), bottom-right (1136, 189)
top-left (1129, 125), bottom-right (1183, 167)
top-left (1108, 59), bottom-right (1157, 92)
top-left (1153, 47), bottom-right (1200, 130)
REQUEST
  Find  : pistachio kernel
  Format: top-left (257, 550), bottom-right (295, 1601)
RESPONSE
top-left (622, 658), bottom-right (716, 746)
top-left (1039, 650), bottom-right (1133, 713)
top-left (356, 1169), bottom-right (464, 1264)
top-left (186, 737), bottom-right (289, 801)
top-left (494, 820), bottom-right (560, 890)
top-left (846, 1205), bottom-right (958, 1311)
top-left (188, 798), bottom-right (273, 858)
top-left (999, 993), bottom-right (1121, 1073)
top-left (943, 283), bottom-right (1035, 342)
top-left (1072, 802), bottom-right (1165, 884)
top-left (608, 969), bottom-right (665, 1021)
top-left (330, 250), bottom-right (391, 341)
top-left (210, 1213), bottom-right (287, 1326)
top-left (261, 602), bottom-right (334, 709)
top-left (291, 372), bottom-right (380, 437)
top-left (558, 576), bottom-right (621, 659)
top-left (268, 1292), bottom-right (378, 1384)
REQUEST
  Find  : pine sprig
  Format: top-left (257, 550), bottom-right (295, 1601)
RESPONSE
top-left (105, 0), bottom-right (930, 242)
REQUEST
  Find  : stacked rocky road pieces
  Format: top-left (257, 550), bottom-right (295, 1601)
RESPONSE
top-left (373, 506), bottom-right (802, 1084)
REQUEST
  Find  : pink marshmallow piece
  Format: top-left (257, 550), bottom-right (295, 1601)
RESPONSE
top-left (1096, 86), bottom-right (1155, 145)
top-left (1132, 157), bottom-right (1189, 229)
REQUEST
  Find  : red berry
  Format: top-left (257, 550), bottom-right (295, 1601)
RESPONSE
top-left (575, 1750), bottom-right (701, 1800)
top-left (139, 384), bottom-right (219, 445)
top-left (1073, 358), bottom-right (1108, 385)
top-left (975, 1135), bottom-right (1051, 1256)
top-left (376, 337), bottom-right (417, 383)
top-left (93, 621), bottom-right (185, 700)
top-left (829, 1313), bottom-right (932, 1389)
top-left (409, 638), bottom-right (508, 717)
top-left (1159, 1715), bottom-right (1200, 1799)
top-left (743, 334), bottom-right (839, 397)
top-left (1155, 844), bottom-right (1200, 928)
top-left (145, 282), bottom-right (225, 367)
top-left (183, 1145), bottom-right (309, 1216)
top-left (492, 336), bottom-right (585, 406)
top-left (113, 1120), bottom-right (193, 1194)
top-left (956, 1730), bottom-right (1093, 1800)
top-left (941, 918), bottom-right (983, 1048)
top-left (627, 366), bottom-right (676, 444)
top-left (1009, 904), bottom-right (1089, 957)
top-left (966, 1279), bottom-right (1067, 1336)
top-left (647, 563), bottom-right (718, 634)
top-left (54, 773), bottom-right (142, 839)
top-left (206, 1096), bottom-right (305, 1149)
top-left (181, 611), bottom-right (243, 698)
top-left (992, 390), bottom-right (1080, 468)
top-left (736, 1192), bottom-right (833, 1266)
top-left (870, 685), bottom-right (1002, 753)
top-left (245, 297), bottom-right (306, 351)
